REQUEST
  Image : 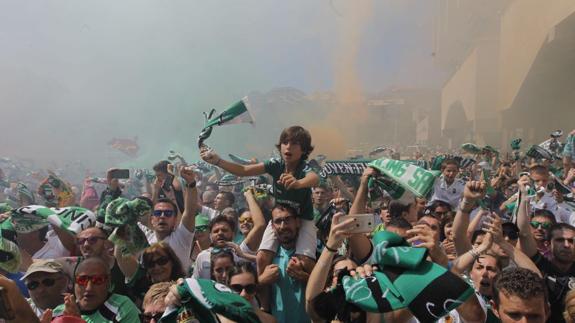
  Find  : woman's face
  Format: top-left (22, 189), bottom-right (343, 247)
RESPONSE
top-left (229, 272), bottom-right (257, 302)
top-left (331, 259), bottom-right (357, 288)
top-left (212, 256), bottom-right (234, 285)
top-left (238, 212), bottom-right (254, 236)
top-left (444, 223), bottom-right (454, 241)
top-left (145, 250), bottom-right (174, 283)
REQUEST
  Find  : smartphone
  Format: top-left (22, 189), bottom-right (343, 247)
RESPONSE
top-left (110, 169), bottom-right (130, 179)
top-left (341, 214), bottom-right (375, 234)
top-left (0, 286), bottom-right (15, 320)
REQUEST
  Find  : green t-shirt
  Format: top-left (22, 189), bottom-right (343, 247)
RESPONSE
top-left (264, 158), bottom-right (315, 220)
top-left (271, 246), bottom-right (310, 323)
top-left (53, 293), bottom-right (140, 323)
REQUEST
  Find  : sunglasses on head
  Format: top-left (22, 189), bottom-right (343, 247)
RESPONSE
top-left (26, 278), bottom-right (57, 290)
top-left (230, 283), bottom-right (256, 294)
top-left (145, 256), bottom-right (170, 269)
top-left (211, 247), bottom-right (234, 255)
top-left (530, 221), bottom-right (552, 230)
top-left (76, 236), bottom-right (106, 245)
top-left (152, 209), bottom-right (175, 217)
top-left (196, 225), bottom-right (208, 232)
top-left (75, 274), bottom-right (108, 287)
top-left (140, 312), bottom-right (163, 323)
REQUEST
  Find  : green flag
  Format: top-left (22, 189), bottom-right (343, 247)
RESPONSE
top-left (369, 158), bottom-right (439, 198)
top-left (203, 98), bottom-right (254, 129)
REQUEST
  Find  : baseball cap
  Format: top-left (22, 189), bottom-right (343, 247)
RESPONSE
top-left (21, 259), bottom-right (64, 280)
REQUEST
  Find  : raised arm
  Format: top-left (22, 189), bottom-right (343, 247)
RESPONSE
top-left (516, 175), bottom-right (539, 258)
top-left (113, 243), bottom-right (139, 279)
top-left (347, 167), bottom-right (375, 263)
top-left (200, 147), bottom-right (265, 176)
top-left (329, 175), bottom-right (355, 201)
top-left (305, 213), bottom-right (355, 322)
top-left (180, 167), bottom-right (199, 232)
top-left (453, 180), bottom-right (485, 256)
top-left (242, 189), bottom-right (266, 252)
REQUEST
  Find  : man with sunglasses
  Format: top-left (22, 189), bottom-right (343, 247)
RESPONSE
top-left (22, 259), bottom-right (69, 318)
top-left (517, 176), bottom-right (575, 323)
top-left (52, 257), bottom-right (140, 322)
top-left (148, 167), bottom-right (198, 271)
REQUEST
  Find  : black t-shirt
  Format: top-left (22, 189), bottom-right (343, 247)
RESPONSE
top-left (531, 253), bottom-right (575, 323)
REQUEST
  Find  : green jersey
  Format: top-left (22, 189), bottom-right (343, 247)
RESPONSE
top-left (53, 293), bottom-right (140, 323)
top-left (264, 158), bottom-right (315, 220)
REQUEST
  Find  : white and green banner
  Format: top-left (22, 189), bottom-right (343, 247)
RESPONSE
top-left (369, 158), bottom-right (439, 198)
top-left (203, 97), bottom-right (254, 129)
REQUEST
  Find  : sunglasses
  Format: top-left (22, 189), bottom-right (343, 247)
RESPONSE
top-left (239, 218), bottom-right (253, 224)
top-left (26, 278), bottom-right (57, 290)
top-left (140, 312), bottom-right (163, 323)
top-left (530, 221), bottom-right (552, 230)
top-left (144, 256), bottom-right (170, 269)
top-left (76, 236), bottom-right (106, 245)
top-left (75, 274), bottom-right (108, 287)
top-left (152, 209), bottom-right (175, 217)
top-left (230, 283), bottom-right (256, 294)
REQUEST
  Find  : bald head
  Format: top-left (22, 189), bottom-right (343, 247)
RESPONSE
top-left (77, 257), bottom-right (111, 276)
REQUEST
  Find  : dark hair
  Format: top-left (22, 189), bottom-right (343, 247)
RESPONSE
top-left (441, 158), bottom-right (459, 170)
top-left (492, 268), bottom-right (547, 306)
top-left (229, 261), bottom-right (258, 284)
top-left (218, 191), bottom-right (235, 207)
top-left (272, 203), bottom-right (299, 218)
top-left (529, 164), bottom-right (549, 176)
top-left (502, 222), bottom-right (519, 240)
top-left (142, 242), bottom-right (185, 281)
top-left (431, 200), bottom-right (453, 212)
top-left (532, 210), bottom-right (557, 224)
top-left (548, 223), bottom-right (575, 241)
top-left (275, 126), bottom-right (314, 161)
top-left (208, 215), bottom-right (237, 233)
top-left (155, 198), bottom-right (178, 212)
top-left (471, 230), bottom-right (486, 245)
top-left (210, 251), bottom-right (235, 282)
top-left (389, 201), bottom-right (409, 218)
top-left (386, 217), bottom-right (412, 230)
top-left (153, 160), bottom-right (171, 173)
top-left (473, 252), bottom-right (503, 272)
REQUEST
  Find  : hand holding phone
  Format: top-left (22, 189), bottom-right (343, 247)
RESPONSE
top-left (340, 214), bottom-right (375, 234)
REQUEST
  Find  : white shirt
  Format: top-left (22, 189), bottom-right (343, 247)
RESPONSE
top-left (430, 177), bottom-right (466, 209)
top-left (146, 223), bottom-right (195, 272)
top-left (192, 242), bottom-right (254, 279)
top-left (33, 229), bottom-right (70, 259)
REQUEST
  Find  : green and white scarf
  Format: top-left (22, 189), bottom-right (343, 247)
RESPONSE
top-left (105, 198), bottom-right (151, 255)
top-left (10, 205), bottom-right (96, 234)
top-left (368, 158), bottom-right (439, 199)
top-left (341, 231), bottom-right (474, 322)
top-left (159, 278), bottom-right (260, 323)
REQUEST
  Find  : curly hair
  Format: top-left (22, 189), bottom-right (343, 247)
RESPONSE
top-left (492, 267), bottom-right (547, 306)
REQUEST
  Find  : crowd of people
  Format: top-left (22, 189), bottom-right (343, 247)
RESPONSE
top-left (1, 126), bottom-right (575, 323)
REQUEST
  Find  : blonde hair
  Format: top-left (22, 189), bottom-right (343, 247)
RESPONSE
top-left (564, 289), bottom-right (575, 323)
top-left (142, 281), bottom-right (174, 308)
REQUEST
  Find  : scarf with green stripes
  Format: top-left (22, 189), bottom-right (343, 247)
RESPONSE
top-left (105, 197), bottom-right (151, 255)
top-left (159, 278), bottom-right (260, 323)
top-left (340, 231), bottom-right (474, 321)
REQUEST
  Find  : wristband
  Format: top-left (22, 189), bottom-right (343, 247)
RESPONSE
top-left (459, 198), bottom-right (476, 213)
top-left (324, 244), bottom-right (339, 253)
top-left (469, 248), bottom-right (481, 259)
